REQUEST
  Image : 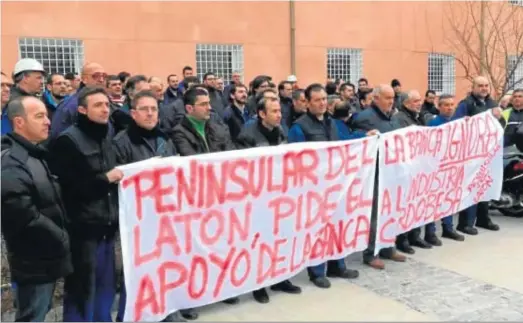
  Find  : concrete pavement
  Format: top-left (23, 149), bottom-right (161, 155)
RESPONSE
top-left (2, 212), bottom-right (522, 321)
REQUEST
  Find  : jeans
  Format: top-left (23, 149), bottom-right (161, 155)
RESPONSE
top-left (426, 215), bottom-right (454, 234)
top-left (307, 259), bottom-right (346, 278)
top-left (14, 281), bottom-right (55, 322)
top-left (458, 202), bottom-right (491, 228)
top-left (63, 237), bottom-right (116, 322)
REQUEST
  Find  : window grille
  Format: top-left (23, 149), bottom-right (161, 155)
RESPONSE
top-left (18, 37), bottom-right (84, 75)
top-left (326, 48), bottom-right (363, 85)
top-left (428, 53), bottom-right (456, 95)
top-left (196, 44), bottom-right (244, 83)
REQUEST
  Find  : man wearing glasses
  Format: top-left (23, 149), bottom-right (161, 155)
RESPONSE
top-left (50, 62), bottom-right (107, 139)
top-left (112, 90), bottom-right (183, 322)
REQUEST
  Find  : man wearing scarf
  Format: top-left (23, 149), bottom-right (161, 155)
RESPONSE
top-left (42, 73), bottom-right (68, 121)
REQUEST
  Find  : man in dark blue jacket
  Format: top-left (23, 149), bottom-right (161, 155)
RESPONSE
top-left (452, 76), bottom-right (504, 235)
top-left (50, 62), bottom-right (106, 139)
top-left (352, 84), bottom-right (407, 270)
top-left (288, 84), bottom-right (360, 289)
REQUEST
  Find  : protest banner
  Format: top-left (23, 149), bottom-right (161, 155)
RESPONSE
top-left (118, 137), bottom-right (378, 322)
top-left (376, 111), bottom-right (504, 252)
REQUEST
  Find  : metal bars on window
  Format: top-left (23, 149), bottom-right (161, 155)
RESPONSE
top-left (326, 48), bottom-right (363, 85)
top-left (195, 44), bottom-right (244, 83)
top-left (507, 55), bottom-right (523, 90)
top-left (428, 53), bottom-right (455, 95)
top-left (509, 0), bottom-right (523, 7)
top-left (18, 37), bottom-right (84, 75)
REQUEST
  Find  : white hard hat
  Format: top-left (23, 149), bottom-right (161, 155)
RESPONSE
top-left (13, 58), bottom-right (45, 76)
top-left (287, 75), bottom-right (297, 82)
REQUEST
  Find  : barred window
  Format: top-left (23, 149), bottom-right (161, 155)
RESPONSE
top-left (508, 0), bottom-right (523, 6)
top-left (195, 44), bottom-right (244, 83)
top-left (428, 53), bottom-right (455, 95)
top-left (18, 37), bottom-right (84, 75)
top-left (326, 48), bottom-right (363, 85)
top-left (507, 55), bottom-right (523, 90)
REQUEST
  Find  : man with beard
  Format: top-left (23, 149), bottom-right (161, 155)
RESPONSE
top-left (42, 73), bottom-right (68, 121)
top-left (235, 93), bottom-right (302, 304)
top-left (202, 72), bottom-right (226, 119)
top-left (163, 74), bottom-right (180, 107)
top-left (160, 76), bottom-right (200, 134)
top-left (222, 83), bottom-right (254, 140)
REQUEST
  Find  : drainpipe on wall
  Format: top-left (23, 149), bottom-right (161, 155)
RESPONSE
top-left (290, 0), bottom-right (296, 75)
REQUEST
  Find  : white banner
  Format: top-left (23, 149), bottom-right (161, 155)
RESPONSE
top-left (375, 111), bottom-right (504, 251)
top-left (118, 137), bottom-right (378, 322)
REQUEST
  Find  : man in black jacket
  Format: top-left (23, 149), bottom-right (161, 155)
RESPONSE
top-left (1, 97), bottom-right (72, 322)
top-left (48, 87), bottom-right (124, 321)
top-left (171, 87), bottom-right (239, 316)
top-left (112, 75), bottom-right (150, 134)
top-left (172, 87), bottom-right (236, 156)
top-left (394, 90), bottom-right (437, 253)
top-left (202, 72), bottom-right (226, 119)
top-left (114, 90), bottom-right (177, 163)
top-left (223, 83), bottom-right (255, 141)
top-left (352, 85), bottom-right (407, 270)
top-left (160, 76), bottom-right (200, 134)
top-left (112, 90), bottom-right (187, 322)
top-left (235, 93), bottom-right (302, 303)
top-left (452, 76), bottom-right (503, 234)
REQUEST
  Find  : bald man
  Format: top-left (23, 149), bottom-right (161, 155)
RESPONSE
top-left (352, 84), bottom-right (407, 270)
top-left (50, 62), bottom-right (107, 138)
top-left (452, 76), bottom-right (504, 234)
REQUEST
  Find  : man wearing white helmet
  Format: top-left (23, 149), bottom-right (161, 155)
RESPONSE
top-left (10, 58), bottom-right (45, 101)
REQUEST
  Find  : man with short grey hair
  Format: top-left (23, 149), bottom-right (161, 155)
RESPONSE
top-left (394, 90), bottom-right (436, 253)
top-left (2, 96), bottom-right (72, 321)
top-left (352, 84), bottom-right (407, 270)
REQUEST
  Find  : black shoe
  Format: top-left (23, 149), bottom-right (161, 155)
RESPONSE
top-left (476, 221), bottom-right (500, 231)
top-left (252, 288), bottom-right (269, 304)
top-left (457, 226), bottom-right (478, 235)
top-left (327, 268), bottom-right (359, 279)
top-left (397, 242), bottom-right (415, 254)
top-left (442, 229), bottom-right (465, 241)
top-left (222, 297), bottom-right (240, 305)
top-left (270, 280), bottom-right (302, 294)
top-left (425, 234), bottom-right (442, 246)
top-left (311, 276), bottom-right (331, 289)
top-left (162, 312), bottom-right (187, 322)
top-left (410, 238), bottom-right (432, 249)
top-left (180, 309), bottom-right (198, 321)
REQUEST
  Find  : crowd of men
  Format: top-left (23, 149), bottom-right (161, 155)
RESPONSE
top-left (1, 57), bottom-right (523, 322)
